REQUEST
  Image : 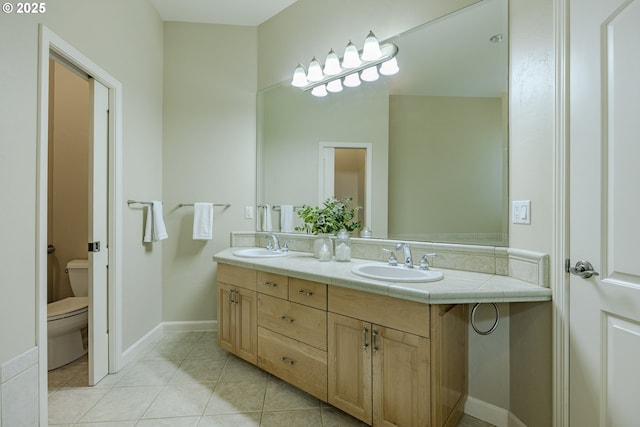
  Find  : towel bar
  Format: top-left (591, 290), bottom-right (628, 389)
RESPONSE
top-left (178, 203), bottom-right (231, 208)
top-left (127, 199), bottom-right (159, 206)
top-left (258, 204), bottom-right (303, 210)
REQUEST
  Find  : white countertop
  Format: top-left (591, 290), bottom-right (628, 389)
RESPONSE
top-left (212, 248), bottom-right (552, 305)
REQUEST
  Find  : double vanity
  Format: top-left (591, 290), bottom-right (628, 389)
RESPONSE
top-left (213, 233), bottom-right (551, 427)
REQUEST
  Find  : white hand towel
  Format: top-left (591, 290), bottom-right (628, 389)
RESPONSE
top-left (143, 202), bottom-right (168, 242)
top-left (280, 205), bottom-right (294, 232)
top-left (193, 203), bottom-right (214, 240)
top-left (143, 205), bottom-right (153, 243)
top-left (263, 204), bottom-right (273, 232)
top-left (152, 201), bottom-right (168, 241)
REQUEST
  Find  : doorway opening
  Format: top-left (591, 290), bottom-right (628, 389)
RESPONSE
top-left (37, 25), bottom-right (123, 422)
top-left (46, 55), bottom-right (91, 373)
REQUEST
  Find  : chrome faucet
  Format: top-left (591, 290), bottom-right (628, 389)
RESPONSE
top-left (396, 242), bottom-right (413, 268)
top-left (265, 233), bottom-right (280, 251)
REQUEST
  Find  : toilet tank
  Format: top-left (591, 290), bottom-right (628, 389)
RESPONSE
top-left (66, 259), bottom-right (88, 297)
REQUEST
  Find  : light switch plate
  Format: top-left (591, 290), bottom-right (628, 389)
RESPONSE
top-left (244, 206), bottom-right (254, 219)
top-left (512, 200), bottom-right (531, 224)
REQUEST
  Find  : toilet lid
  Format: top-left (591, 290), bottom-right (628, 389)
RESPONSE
top-left (48, 297), bottom-right (88, 321)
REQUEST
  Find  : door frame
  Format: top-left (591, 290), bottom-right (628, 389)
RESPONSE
top-left (36, 25), bottom-right (123, 423)
top-left (552, 0), bottom-right (570, 426)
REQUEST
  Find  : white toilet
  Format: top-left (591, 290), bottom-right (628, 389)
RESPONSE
top-left (47, 259), bottom-right (89, 370)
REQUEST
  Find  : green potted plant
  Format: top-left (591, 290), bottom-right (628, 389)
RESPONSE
top-left (296, 197), bottom-right (362, 258)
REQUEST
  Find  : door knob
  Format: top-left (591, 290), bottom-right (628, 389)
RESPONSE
top-left (568, 260), bottom-right (599, 279)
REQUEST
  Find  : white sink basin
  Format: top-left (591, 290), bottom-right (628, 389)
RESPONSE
top-left (233, 248), bottom-right (290, 258)
top-left (351, 263), bottom-right (444, 283)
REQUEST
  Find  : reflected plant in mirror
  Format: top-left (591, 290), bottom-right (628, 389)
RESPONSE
top-left (258, 0), bottom-right (508, 246)
top-left (295, 197), bottom-right (362, 235)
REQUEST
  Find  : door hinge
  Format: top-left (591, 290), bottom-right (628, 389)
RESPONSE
top-left (88, 241), bottom-right (101, 252)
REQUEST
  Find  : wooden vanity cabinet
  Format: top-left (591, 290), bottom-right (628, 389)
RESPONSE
top-left (328, 286), bottom-right (467, 427)
top-left (216, 263), bottom-right (466, 427)
top-left (217, 264), bottom-right (258, 364)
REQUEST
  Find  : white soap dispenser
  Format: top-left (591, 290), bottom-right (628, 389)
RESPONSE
top-left (335, 229), bottom-right (352, 262)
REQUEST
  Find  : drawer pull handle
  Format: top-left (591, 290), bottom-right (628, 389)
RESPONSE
top-left (363, 326), bottom-right (369, 350)
top-left (262, 282), bottom-right (277, 287)
top-left (279, 315), bottom-right (294, 323)
top-left (280, 357), bottom-right (295, 366)
top-left (372, 330), bottom-right (378, 352)
top-left (297, 290), bottom-right (313, 297)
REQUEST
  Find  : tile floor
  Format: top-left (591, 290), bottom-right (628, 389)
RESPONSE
top-left (48, 331), bottom-right (495, 427)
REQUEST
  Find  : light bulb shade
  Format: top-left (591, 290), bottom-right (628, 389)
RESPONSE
top-left (326, 79), bottom-right (343, 93)
top-left (311, 84), bottom-right (328, 97)
top-left (307, 57), bottom-right (324, 82)
top-left (361, 66), bottom-right (379, 82)
top-left (323, 49), bottom-right (342, 75)
top-left (379, 57), bottom-right (399, 76)
top-left (343, 73), bottom-right (361, 87)
top-left (342, 41), bottom-right (362, 69)
top-left (291, 64), bottom-right (308, 87)
top-left (361, 31), bottom-right (382, 61)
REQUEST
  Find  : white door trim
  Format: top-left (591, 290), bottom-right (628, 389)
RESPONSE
top-left (552, 1), bottom-right (569, 426)
top-left (37, 25), bottom-right (123, 425)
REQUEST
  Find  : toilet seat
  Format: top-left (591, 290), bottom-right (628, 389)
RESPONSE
top-left (48, 297), bottom-right (88, 321)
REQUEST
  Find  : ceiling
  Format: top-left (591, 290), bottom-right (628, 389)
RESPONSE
top-left (149, 0), bottom-right (299, 26)
top-left (389, 0), bottom-right (508, 97)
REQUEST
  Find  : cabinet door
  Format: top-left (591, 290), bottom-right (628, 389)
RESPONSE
top-left (327, 312), bottom-right (372, 425)
top-left (373, 326), bottom-right (430, 427)
top-left (217, 282), bottom-right (235, 354)
top-left (234, 286), bottom-right (258, 364)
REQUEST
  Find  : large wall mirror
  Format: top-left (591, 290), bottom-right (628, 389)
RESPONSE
top-left (257, 0), bottom-right (509, 246)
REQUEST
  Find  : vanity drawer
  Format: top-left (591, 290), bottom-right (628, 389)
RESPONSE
top-left (289, 278), bottom-right (327, 310)
top-left (217, 263), bottom-right (256, 291)
top-left (257, 271), bottom-right (288, 299)
top-left (258, 294), bottom-right (327, 350)
top-left (257, 326), bottom-right (327, 401)
top-left (328, 286), bottom-right (430, 338)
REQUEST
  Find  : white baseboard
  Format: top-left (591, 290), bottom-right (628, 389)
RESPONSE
top-left (162, 320), bottom-right (217, 332)
top-left (507, 411), bottom-right (527, 427)
top-left (121, 323), bottom-right (163, 369)
top-left (464, 396), bottom-right (511, 427)
top-left (120, 321), bottom-right (217, 370)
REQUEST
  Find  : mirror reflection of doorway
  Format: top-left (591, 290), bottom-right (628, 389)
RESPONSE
top-left (319, 142), bottom-right (372, 231)
top-left (334, 148), bottom-right (366, 226)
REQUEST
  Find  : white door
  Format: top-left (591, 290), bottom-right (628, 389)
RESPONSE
top-left (569, 1), bottom-right (640, 426)
top-left (88, 78), bottom-right (109, 385)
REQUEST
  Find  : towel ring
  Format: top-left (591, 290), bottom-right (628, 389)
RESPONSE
top-left (471, 303), bottom-right (500, 335)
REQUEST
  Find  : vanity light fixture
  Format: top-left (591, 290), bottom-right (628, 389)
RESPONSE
top-left (291, 31), bottom-right (399, 97)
